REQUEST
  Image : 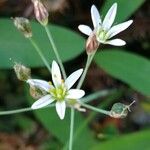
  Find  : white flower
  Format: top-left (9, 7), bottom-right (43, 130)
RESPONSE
top-left (27, 61), bottom-right (85, 120)
top-left (78, 3), bottom-right (133, 46)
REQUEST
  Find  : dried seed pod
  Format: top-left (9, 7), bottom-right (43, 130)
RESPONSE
top-left (29, 85), bottom-right (47, 99)
top-left (13, 17), bottom-right (32, 38)
top-left (14, 63), bottom-right (31, 81)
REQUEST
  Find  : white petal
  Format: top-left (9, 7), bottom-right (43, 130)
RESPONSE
top-left (65, 69), bottom-right (83, 89)
top-left (56, 101), bottom-right (66, 120)
top-left (105, 39), bottom-right (126, 46)
top-left (27, 79), bottom-right (51, 92)
top-left (107, 20), bottom-right (133, 38)
top-left (52, 61), bottom-right (62, 88)
top-left (78, 25), bottom-right (92, 36)
top-left (91, 5), bottom-right (101, 28)
top-left (102, 3), bottom-right (117, 30)
top-left (31, 95), bottom-right (54, 109)
top-left (66, 89), bottom-right (85, 99)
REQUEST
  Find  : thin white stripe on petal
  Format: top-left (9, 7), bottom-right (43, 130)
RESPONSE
top-left (56, 101), bottom-right (66, 120)
top-left (78, 25), bottom-right (92, 36)
top-left (52, 61), bottom-right (62, 88)
top-left (91, 5), bottom-right (101, 28)
top-left (65, 69), bottom-right (83, 89)
top-left (31, 94), bottom-right (54, 109)
top-left (105, 39), bottom-right (126, 46)
top-left (107, 20), bottom-right (133, 38)
top-left (102, 3), bottom-right (117, 30)
top-left (66, 89), bottom-right (85, 99)
top-left (27, 79), bottom-right (51, 92)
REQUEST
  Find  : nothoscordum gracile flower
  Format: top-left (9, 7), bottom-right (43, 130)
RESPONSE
top-left (78, 3), bottom-right (133, 46)
top-left (27, 61), bottom-right (85, 120)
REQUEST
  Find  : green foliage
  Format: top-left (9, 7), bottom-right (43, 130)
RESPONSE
top-left (95, 50), bottom-right (150, 96)
top-left (101, 0), bottom-right (145, 22)
top-left (92, 129), bottom-right (150, 150)
top-left (0, 19), bottom-right (85, 68)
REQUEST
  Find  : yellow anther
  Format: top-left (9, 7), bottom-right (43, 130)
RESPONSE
top-left (48, 81), bottom-right (52, 85)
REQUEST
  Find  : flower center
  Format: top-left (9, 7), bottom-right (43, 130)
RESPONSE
top-left (96, 28), bottom-right (108, 42)
top-left (49, 84), bottom-right (67, 101)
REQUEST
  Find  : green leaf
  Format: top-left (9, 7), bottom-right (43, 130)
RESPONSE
top-left (101, 0), bottom-right (145, 22)
top-left (92, 130), bottom-right (150, 150)
top-left (0, 19), bottom-right (85, 68)
top-left (94, 50), bottom-right (150, 96)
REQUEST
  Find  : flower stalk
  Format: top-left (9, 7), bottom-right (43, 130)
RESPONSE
top-left (69, 108), bottom-right (75, 150)
top-left (44, 26), bottom-right (67, 79)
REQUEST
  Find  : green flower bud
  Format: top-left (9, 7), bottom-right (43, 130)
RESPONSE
top-left (14, 63), bottom-right (31, 81)
top-left (13, 17), bottom-right (32, 38)
top-left (109, 101), bottom-right (135, 119)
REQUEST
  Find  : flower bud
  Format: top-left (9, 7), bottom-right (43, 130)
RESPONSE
top-left (29, 85), bottom-right (47, 99)
top-left (86, 33), bottom-right (99, 54)
top-left (13, 17), bottom-right (32, 38)
top-left (14, 63), bottom-right (31, 81)
top-left (32, 0), bottom-right (49, 26)
top-left (109, 101), bottom-right (135, 119)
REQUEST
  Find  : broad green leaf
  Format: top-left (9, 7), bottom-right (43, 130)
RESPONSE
top-left (101, 0), bottom-right (145, 22)
top-left (95, 50), bottom-right (150, 96)
top-left (0, 19), bottom-right (85, 68)
top-left (92, 129), bottom-right (150, 150)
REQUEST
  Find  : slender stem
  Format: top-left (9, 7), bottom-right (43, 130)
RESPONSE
top-left (29, 38), bottom-right (51, 73)
top-left (44, 26), bottom-right (66, 79)
top-left (80, 102), bottom-right (110, 116)
top-left (67, 52), bottom-right (96, 149)
top-left (77, 52), bottom-right (95, 89)
top-left (69, 108), bottom-right (75, 150)
top-left (0, 104), bottom-right (55, 115)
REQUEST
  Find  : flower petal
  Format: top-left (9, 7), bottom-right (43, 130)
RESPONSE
top-left (102, 3), bottom-right (117, 30)
top-left (66, 89), bottom-right (85, 99)
top-left (78, 25), bottom-right (92, 36)
top-left (107, 20), bottom-right (133, 38)
top-left (31, 94), bottom-right (54, 109)
top-left (27, 79), bottom-right (51, 92)
top-left (52, 61), bottom-right (62, 88)
top-left (105, 39), bottom-right (126, 46)
top-left (91, 5), bottom-right (101, 28)
top-left (56, 101), bottom-right (66, 120)
top-left (65, 69), bottom-right (83, 89)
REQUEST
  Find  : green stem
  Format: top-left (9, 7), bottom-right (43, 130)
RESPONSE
top-left (29, 38), bottom-right (51, 73)
top-left (77, 53), bottom-right (95, 89)
top-left (0, 104), bottom-right (55, 115)
top-left (69, 108), bottom-right (75, 150)
top-left (44, 26), bottom-right (66, 79)
top-left (67, 52), bottom-right (96, 149)
top-left (80, 102), bottom-right (110, 116)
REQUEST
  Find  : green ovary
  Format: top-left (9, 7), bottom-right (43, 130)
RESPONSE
top-left (49, 86), bottom-right (67, 101)
top-left (96, 28), bottom-right (108, 42)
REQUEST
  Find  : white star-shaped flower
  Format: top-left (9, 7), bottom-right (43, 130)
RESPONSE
top-left (78, 3), bottom-right (133, 46)
top-left (27, 61), bottom-right (85, 120)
